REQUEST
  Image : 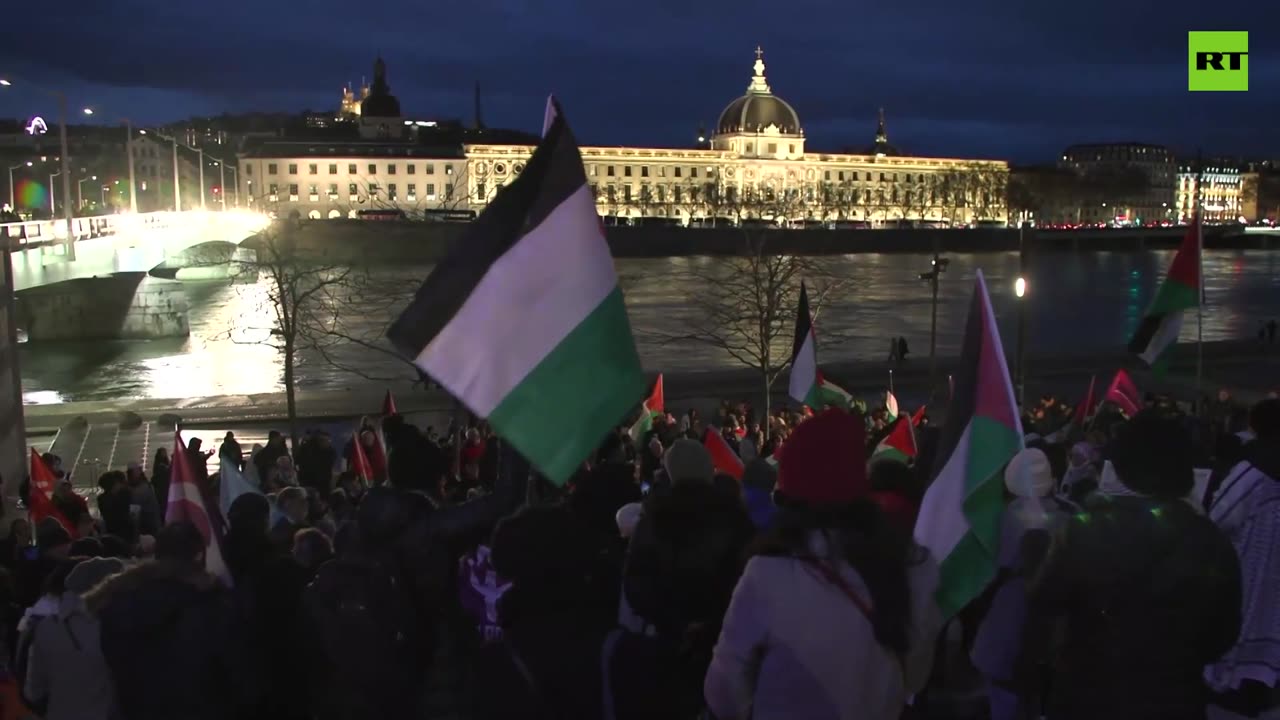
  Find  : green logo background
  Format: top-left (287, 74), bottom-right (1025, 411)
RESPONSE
top-left (1188, 31), bottom-right (1249, 91)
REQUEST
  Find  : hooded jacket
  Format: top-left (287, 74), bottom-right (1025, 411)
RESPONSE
top-left (25, 593), bottom-right (116, 720)
top-left (88, 561), bottom-right (262, 720)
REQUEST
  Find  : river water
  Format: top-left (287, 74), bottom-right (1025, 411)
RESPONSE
top-left (19, 250), bottom-right (1280, 404)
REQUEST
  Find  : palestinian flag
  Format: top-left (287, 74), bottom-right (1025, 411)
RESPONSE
top-left (872, 415), bottom-right (917, 464)
top-left (787, 286), bottom-right (853, 410)
top-left (914, 271), bottom-right (1023, 618)
top-left (387, 97), bottom-right (644, 485)
top-left (1128, 220), bottom-right (1200, 369)
top-left (872, 406), bottom-right (925, 462)
top-left (704, 428), bottom-right (745, 481)
top-left (1104, 368), bottom-right (1142, 417)
top-left (627, 374), bottom-right (665, 449)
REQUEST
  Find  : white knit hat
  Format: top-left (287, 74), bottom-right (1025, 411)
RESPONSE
top-left (1004, 448), bottom-right (1054, 498)
top-left (615, 503), bottom-right (643, 538)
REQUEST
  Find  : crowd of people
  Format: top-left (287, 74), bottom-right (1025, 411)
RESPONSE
top-left (0, 387), bottom-right (1275, 720)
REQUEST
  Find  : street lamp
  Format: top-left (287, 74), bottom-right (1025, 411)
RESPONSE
top-left (100, 185), bottom-right (109, 207)
top-left (1015, 275), bottom-right (1028, 408)
top-left (77, 175), bottom-right (97, 210)
top-left (7, 161), bottom-right (32, 211)
top-left (918, 252), bottom-right (949, 394)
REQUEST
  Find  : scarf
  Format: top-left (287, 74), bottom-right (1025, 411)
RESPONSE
top-left (1204, 458), bottom-right (1280, 692)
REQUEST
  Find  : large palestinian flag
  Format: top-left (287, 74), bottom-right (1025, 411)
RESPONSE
top-left (789, 284), bottom-right (852, 410)
top-left (1128, 219), bottom-right (1200, 368)
top-left (387, 98), bottom-right (645, 484)
top-left (914, 271), bottom-right (1023, 618)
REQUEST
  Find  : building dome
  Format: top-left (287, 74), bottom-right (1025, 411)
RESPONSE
top-left (361, 57), bottom-right (401, 118)
top-left (716, 48), bottom-right (801, 136)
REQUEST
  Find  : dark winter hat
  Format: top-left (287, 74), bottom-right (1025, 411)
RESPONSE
top-left (490, 504), bottom-right (592, 586)
top-left (777, 409), bottom-right (869, 506)
top-left (1109, 410), bottom-right (1194, 498)
top-left (662, 439), bottom-right (714, 485)
top-left (35, 517), bottom-right (72, 551)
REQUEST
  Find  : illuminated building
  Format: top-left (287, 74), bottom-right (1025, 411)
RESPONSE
top-left (1176, 164), bottom-right (1243, 224)
top-left (238, 51), bottom-right (1009, 226)
top-left (1059, 143), bottom-right (1176, 226)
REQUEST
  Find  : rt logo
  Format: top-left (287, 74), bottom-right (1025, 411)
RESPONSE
top-left (1188, 31), bottom-right (1248, 91)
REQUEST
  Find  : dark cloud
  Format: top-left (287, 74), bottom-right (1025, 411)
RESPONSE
top-left (1, 0), bottom-right (1276, 162)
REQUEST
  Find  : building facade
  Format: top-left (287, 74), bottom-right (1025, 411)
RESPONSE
top-left (238, 52), bottom-right (1009, 226)
top-left (1059, 143), bottom-right (1176, 226)
top-left (1176, 164), bottom-right (1243, 224)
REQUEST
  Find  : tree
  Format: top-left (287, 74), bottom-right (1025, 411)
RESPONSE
top-left (220, 222), bottom-right (353, 447)
top-left (653, 217), bottom-right (849, 430)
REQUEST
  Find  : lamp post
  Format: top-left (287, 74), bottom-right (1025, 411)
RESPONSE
top-left (77, 175), bottom-right (97, 210)
top-left (213, 159), bottom-right (226, 210)
top-left (49, 171), bottom-right (61, 215)
top-left (6, 161), bottom-right (32, 211)
top-left (140, 129), bottom-right (186, 212)
top-left (1015, 223), bottom-right (1030, 407)
top-left (226, 164), bottom-right (238, 207)
top-left (0, 77), bottom-right (82, 257)
top-left (100, 185), bottom-right (108, 207)
top-left (122, 118), bottom-right (137, 214)
top-left (919, 252), bottom-right (949, 394)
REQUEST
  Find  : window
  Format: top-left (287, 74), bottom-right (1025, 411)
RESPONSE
top-left (407, 183), bottom-right (416, 199)
top-left (674, 167), bottom-right (682, 178)
top-left (590, 183), bottom-right (599, 198)
top-left (308, 184), bottom-right (318, 196)
top-left (607, 166), bottom-right (615, 177)
top-left (328, 164), bottom-right (338, 175)
top-left (624, 186), bottom-right (632, 201)
top-left (309, 164), bottom-right (318, 175)
top-left (426, 183), bottom-right (436, 198)
top-left (657, 185), bottom-right (665, 202)
top-left (348, 183), bottom-right (358, 197)
top-left (880, 172), bottom-right (887, 182)
top-left (691, 167), bottom-right (699, 179)
top-left (838, 171), bottom-right (845, 181)
top-left (445, 183), bottom-right (454, 198)
top-left (445, 165), bottom-right (454, 175)
top-left (427, 163), bottom-right (435, 175)
top-left (246, 165), bottom-right (254, 176)
top-left (674, 186), bottom-right (683, 202)
top-left (746, 143), bottom-right (754, 153)
top-left (607, 186), bottom-right (617, 203)
top-left (388, 164), bottom-right (397, 175)
top-left (368, 164), bottom-right (377, 175)
top-left (328, 183), bottom-right (338, 197)
top-left (767, 143), bottom-right (778, 154)
top-left (789, 144), bottom-right (795, 154)
top-left (590, 165), bottom-right (598, 176)
top-left (476, 182), bottom-right (486, 200)
top-left (641, 166), bottom-right (649, 178)
top-left (348, 163), bottom-right (357, 174)
top-left (268, 183), bottom-right (279, 199)
top-left (288, 183), bottom-right (299, 200)
top-left (659, 166), bottom-right (666, 178)
top-left (407, 164), bottom-right (416, 175)
top-left (368, 183), bottom-right (379, 196)
top-left (624, 166), bottom-right (632, 177)
top-left (288, 164), bottom-right (298, 174)
top-left (388, 183), bottom-right (397, 200)
top-left (268, 163), bottom-right (278, 175)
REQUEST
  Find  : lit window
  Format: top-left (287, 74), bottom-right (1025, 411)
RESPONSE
top-left (388, 183), bottom-right (397, 200)
top-left (407, 183), bottom-right (416, 199)
top-left (288, 183), bottom-right (299, 200)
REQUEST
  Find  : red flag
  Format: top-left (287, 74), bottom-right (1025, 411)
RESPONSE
top-left (1073, 375), bottom-right (1098, 426)
top-left (28, 449), bottom-right (74, 537)
top-left (350, 424), bottom-right (374, 484)
top-left (382, 390), bottom-right (398, 417)
top-left (166, 432), bottom-right (231, 584)
top-left (703, 428), bottom-right (744, 481)
top-left (910, 406), bottom-right (927, 427)
top-left (644, 374), bottom-right (665, 414)
top-left (1105, 369), bottom-right (1142, 417)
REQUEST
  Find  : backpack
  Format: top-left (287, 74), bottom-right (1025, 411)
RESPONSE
top-left (305, 554), bottom-right (427, 717)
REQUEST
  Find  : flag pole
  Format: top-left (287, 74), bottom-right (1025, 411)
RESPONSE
top-left (889, 368), bottom-right (894, 395)
top-left (1195, 151), bottom-right (1205, 415)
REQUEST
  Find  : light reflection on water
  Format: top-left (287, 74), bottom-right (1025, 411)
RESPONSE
top-left (19, 250), bottom-right (1280, 404)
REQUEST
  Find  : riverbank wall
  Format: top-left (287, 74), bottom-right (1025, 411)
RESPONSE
top-left (280, 221), bottom-right (1275, 265)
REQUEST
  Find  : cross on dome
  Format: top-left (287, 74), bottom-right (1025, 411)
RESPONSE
top-left (748, 46), bottom-right (771, 93)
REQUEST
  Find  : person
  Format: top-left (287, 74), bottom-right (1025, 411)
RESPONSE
top-left (972, 447), bottom-right (1072, 719)
top-left (270, 486), bottom-right (309, 553)
top-left (1027, 411), bottom-right (1244, 720)
top-left (90, 522), bottom-right (261, 720)
top-left (24, 557), bottom-right (125, 720)
top-left (705, 409), bottom-right (941, 720)
top-left (254, 431), bottom-right (289, 485)
top-left (0, 518), bottom-right (32, 571)
top-left (1204, 399), bottom-right (1280, 719)
top-left (50, 481), bottom-right (89, 530)
top-left (96, 471), bottom-right (134, 541)
top-left (151, 448), bottom-right (171, 523)
top-left (897, 336), bottom-right (910, 362)
top-left (219, 431), bottom-right (243, 471)
top-left (297, 431), bottom-right (337, 495)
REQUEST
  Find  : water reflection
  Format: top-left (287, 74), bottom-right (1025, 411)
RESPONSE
top-left (19, 250), bottom-right (1280, 404)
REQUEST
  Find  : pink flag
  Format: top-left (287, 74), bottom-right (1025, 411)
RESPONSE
top-left (1105, 369), bottom-right (1142, 417)
top-left (166, 432), bottom-right (232, 585)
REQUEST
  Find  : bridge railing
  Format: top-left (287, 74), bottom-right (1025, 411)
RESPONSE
top-left (0, 212), bottom-right (179, 250)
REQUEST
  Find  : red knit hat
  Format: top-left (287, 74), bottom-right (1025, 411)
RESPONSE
top-left (776, 408), bottom-right (869, 505)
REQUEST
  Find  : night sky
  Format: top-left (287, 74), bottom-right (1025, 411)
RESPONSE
top-left (1, 0), bottom-right (1276, 163)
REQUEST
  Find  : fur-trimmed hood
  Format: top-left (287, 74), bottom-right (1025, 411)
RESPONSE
top-left (84, 560), bottom-right (222, 622)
